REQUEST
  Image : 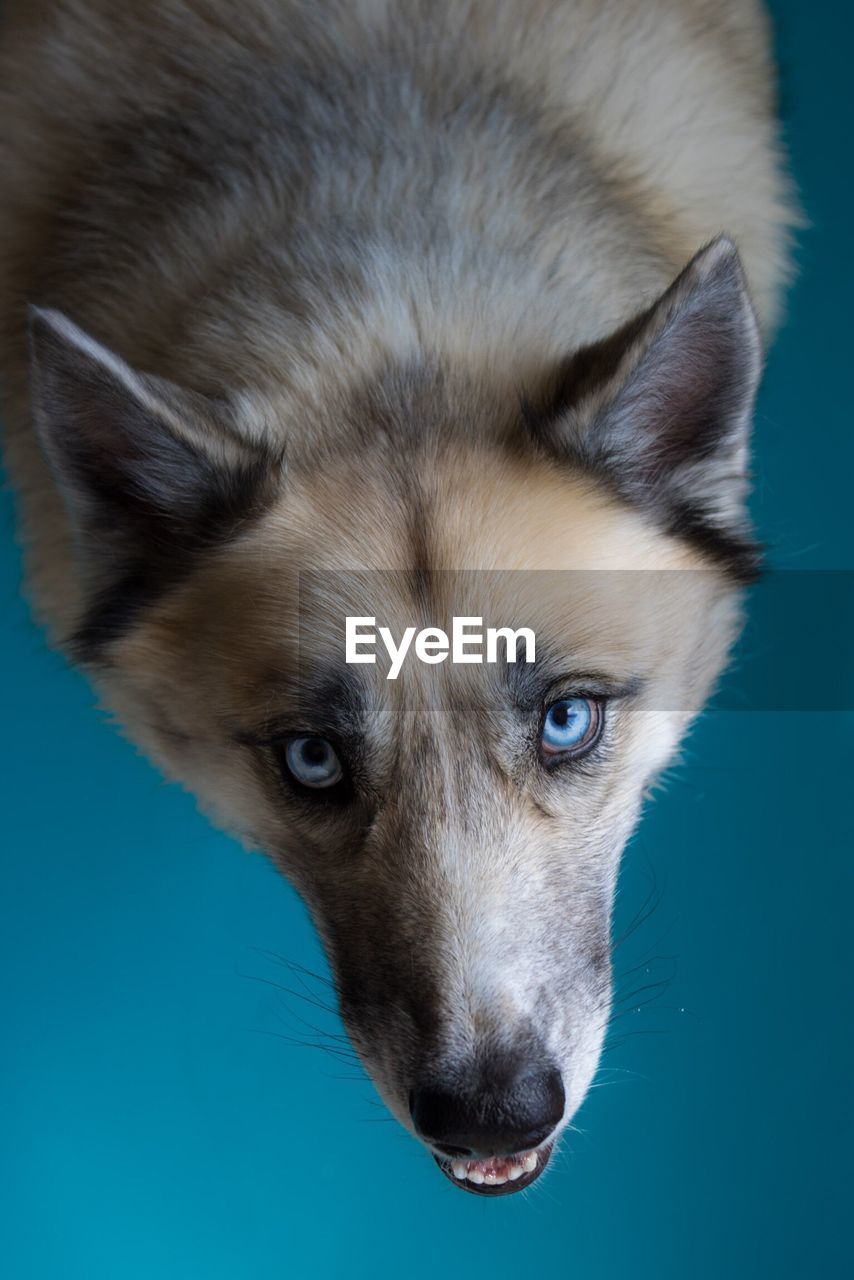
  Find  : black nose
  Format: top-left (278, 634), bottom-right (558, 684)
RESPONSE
top-left (410, 1059), bottom-right (565, 1157)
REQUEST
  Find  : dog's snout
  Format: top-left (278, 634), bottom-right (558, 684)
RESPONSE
top-left (410, 1059), bottom-right (565, 1157)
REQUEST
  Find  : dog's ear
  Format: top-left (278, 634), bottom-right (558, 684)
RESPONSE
top-left (530, 237), bottom-right (762, 564)
top-left (29, 307), bottom-right (277, 563)
top-left (29, 307), bottom-right (279, 651)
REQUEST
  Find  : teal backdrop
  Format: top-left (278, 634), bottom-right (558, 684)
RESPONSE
top-left (1, 3), bottom-right (851, 1276)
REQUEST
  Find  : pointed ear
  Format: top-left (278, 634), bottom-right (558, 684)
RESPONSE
top-left (530, 238), bottom-right (763, 578)
top-left (29, 307), bottom-right (279, 653)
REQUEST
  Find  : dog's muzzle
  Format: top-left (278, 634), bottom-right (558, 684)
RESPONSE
top-left (411, 1056), bottom-right (564, 1196)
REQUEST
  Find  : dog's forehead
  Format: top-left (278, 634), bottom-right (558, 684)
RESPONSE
top-left (273, 442), bottom-right (705, 571)
top-left (260, 444), bottom-right (719, 667)
top-left (113, 441), bottom-right (728, 733)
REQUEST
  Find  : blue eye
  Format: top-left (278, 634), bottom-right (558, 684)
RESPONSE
top-left (540, 698), bottom-right (600, 758)
top-left (284, 736), bottom-right (343, 788)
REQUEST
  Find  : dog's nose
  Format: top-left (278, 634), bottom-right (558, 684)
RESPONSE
top-left (410, 1059), bottom-right (565, 1156)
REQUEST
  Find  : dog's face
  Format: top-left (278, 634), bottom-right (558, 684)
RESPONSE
top-left (29, 238), bottom-right (761, 1194)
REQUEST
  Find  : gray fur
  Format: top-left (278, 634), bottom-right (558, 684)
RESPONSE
top-left (0, 0), bottom-right (796, 1190)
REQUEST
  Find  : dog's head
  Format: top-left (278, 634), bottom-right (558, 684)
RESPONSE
top-left (30, 238), bottom-right (761, 1194)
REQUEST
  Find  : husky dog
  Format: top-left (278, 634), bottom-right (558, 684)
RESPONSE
top-left (0, 1), bottom-right (795, 1195)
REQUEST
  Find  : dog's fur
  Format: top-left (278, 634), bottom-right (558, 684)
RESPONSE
top-left (0, 1), bottom-right (796, 1178)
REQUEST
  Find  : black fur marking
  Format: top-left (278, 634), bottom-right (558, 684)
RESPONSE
top-left (69, 448), bottom-right (276, 662)
top-left (405, 480), bottom-right (435, 617)
top-left (72, 566), bottom-right (159, 659)
top-left (528, 440), bottom-right (763, 586)
top-left (237, 669), bottom-right (369, 748)
top-left (664, 502), bottom-right (764, 586)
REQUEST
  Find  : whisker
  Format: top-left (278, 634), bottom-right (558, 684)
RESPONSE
top-left (248, 946), bottom-right (337, 991)
top-left (238, 968), bottom-right (339, 1018)
top-left (249, 1027), bottom-right (361, 1066)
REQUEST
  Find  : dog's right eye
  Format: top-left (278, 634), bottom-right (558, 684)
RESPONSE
top-left (281, 736), bottom-right (344, 789)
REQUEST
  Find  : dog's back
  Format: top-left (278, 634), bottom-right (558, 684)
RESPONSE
top-left (0, 0), bottom-right (794, 627)
top-left (1, 0), bottom-right (791, 324)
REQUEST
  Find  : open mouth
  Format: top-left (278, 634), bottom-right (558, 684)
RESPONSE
top-left (434, 1143), bottom-right (553, 1197)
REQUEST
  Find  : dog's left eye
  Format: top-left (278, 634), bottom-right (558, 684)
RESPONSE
top-left (540, 698), bottom-right (601, 760)
top-left (283, 736), bottom-right (343, 788)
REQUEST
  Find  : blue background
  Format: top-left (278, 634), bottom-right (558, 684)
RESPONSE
top-left (1, 3), bottom-right (851, 1275)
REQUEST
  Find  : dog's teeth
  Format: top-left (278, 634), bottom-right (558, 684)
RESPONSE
top-left (448, 1150), bottom-right (540, 1188)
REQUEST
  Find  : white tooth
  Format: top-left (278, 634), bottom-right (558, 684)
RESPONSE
top-left (508, 1165), bottom-right (523, 1180)
top-left (451, 1161), bottom-right (466, 1179)
top-left (467, 1170), bottom-right (485, 1184)
top-left (522, 1152), bottom-right (537, 1173)
top-left (484, 1172), bottom-right (500, 1184)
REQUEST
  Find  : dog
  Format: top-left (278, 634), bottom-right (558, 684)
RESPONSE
top-left (0, 0), bottom-right (796, 1196)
